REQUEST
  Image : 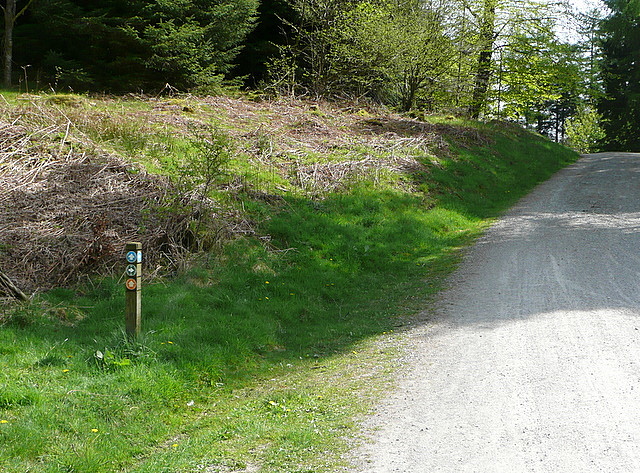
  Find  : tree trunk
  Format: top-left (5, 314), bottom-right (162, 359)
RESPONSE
top-left (3, 0), bottom-right (16, 88)
top-left (468, 0), bottom-right (497, 119)
top-left (401, 70), bottom-right (419, 112)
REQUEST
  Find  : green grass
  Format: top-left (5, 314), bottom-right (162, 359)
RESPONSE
top-left (0, 101), bottom-right (579, 472)
top-left (0, 89), bottom-right (26, 104)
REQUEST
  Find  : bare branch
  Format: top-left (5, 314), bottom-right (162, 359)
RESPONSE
top-left (15, 0), bottom-right (34, 21)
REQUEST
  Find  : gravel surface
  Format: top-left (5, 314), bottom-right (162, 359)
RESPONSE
top-left (354, 152), bottom-right (640, 472)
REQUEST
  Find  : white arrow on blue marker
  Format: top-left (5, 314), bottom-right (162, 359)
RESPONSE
top-left (126, 251), bottom-right (137, 263)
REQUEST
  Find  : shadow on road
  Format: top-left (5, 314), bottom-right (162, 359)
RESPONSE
top-left (432, 152), bottom-right (640, 327)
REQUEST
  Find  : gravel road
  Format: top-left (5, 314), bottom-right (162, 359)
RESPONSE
top-left (354, 152), bottom-right (640, 472)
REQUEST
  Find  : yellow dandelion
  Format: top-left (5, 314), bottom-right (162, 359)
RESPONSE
top-left (265, 281), bottom-right (270, 284)
top-left (168, 341), bottom-right (174, 344)
top-left (0, 420), bottom-right (8, 424)
top-left (91, 429), bottom-right (99, 433)
top-left (171, 444), bottom-right (179, 448)
top-left (62, 369), bottom-right (70, 373)
top-left (265, 297), bottom-right (269, 300)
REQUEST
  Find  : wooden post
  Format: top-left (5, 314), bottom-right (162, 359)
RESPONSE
top-left (124, 242), bottom-right (142, 337)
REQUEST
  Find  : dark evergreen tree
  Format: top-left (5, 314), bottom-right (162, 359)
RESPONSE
top-left (143, 0), bottom-right (259, 89)
top-left (15, 0), bottom-right (152, 91)
top-left (232, 0), bottom-right (296, 87)
top-left (12, 0), bottom-right (259, 92)
top-left (598, 0), bottom-right (640, 151)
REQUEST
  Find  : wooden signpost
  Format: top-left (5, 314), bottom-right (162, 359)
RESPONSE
top-left (125, 242), bottom-right (142, 337)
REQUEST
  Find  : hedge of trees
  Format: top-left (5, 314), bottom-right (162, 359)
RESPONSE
top-left (4, 0), bottom-right (637, 150)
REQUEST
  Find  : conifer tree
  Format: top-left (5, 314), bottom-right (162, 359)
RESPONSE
top-left (14, 0), bottom-right (258, 91)
top-left (598, 0), bottom-right (640, 150)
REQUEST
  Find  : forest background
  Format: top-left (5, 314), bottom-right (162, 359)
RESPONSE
top-left (4, 0), bottom-right (636, 152)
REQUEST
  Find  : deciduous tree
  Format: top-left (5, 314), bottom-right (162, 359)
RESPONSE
top-left (462, 0), bottom-right (566, 118)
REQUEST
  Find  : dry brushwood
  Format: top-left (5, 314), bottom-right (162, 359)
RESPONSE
top-left (0, 102), bottom-right (219, 292)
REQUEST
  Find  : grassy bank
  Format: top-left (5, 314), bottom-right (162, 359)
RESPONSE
top-left (0, 95), bottom-right (579, 472)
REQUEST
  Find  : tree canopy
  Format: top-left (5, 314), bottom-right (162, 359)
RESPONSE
top-left (0, 0), bottom-right (626, 149)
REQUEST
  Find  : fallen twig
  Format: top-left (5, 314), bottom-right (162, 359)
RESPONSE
top-left (0, 269), bottom-right (28, 301)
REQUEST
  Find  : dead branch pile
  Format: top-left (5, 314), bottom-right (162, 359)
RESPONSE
top-left (0, 106), bottom-right (206, 293)
top-left (276, 154), bottom-right (425, 195)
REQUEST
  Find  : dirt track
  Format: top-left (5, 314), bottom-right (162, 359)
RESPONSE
top-left (355, 153), bottom-right (640, 471)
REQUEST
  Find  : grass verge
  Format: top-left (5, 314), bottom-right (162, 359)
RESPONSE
top-left (0, 97), bottom-right (579, 472)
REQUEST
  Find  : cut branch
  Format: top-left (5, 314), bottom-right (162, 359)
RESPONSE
top-left (0, 268), bottom-right (28, 301)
